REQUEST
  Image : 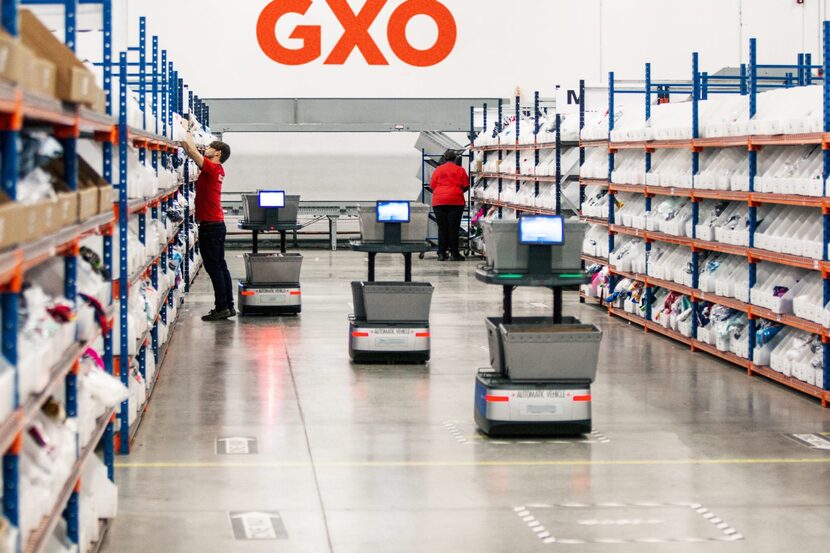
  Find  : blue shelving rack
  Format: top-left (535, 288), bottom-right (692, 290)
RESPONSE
top-left (0, 2), bottom-right (205, 551)
top-left (106, 16), bottom-right (205, 454)
top-left (0, 1), bottom-right (119, 551)
top-left (469, 85), bottom-right (583, 226)
top-left (579, 32), bottom-right (830, 406)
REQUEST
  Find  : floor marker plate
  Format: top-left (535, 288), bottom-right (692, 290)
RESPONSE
top-left (216, 437), bottom-right (258, 455)
top-left (786, 433), bottom-right (830, 451)
top-left (229, 511), bottom-right (287, 540)
top-left (513, 502), bottom-right (743, 545)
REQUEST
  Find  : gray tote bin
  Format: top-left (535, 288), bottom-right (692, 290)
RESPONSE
top-left (361, 282), bottom-right (433, 322)
top-left (486, 316), bottom-right (578, 372)
top-left (358, 203), bottom-right (430, 243)
top-left (244, 253), bottom-right (303, 284)
top-left (351, 281), bottom-right (367, 320)
top-left (243, 194), bottom-right (301, 225)
top-left (499, 322), bottom-right (602, 382)
top-left (482, 219), bottom-right (587, 272)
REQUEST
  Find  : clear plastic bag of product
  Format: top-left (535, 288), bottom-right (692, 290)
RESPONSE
top-left (19, 132), bottom-right (63, 178)
top-left (17, 168), bottom-right (59, 204)
top-left (79, 352), bottom-right (129, 409)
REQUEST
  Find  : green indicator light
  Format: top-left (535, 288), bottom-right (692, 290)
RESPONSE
top-left (559, 274), bottom-right (585, 278)
top-left (498, 274), bottom-right (524, 279)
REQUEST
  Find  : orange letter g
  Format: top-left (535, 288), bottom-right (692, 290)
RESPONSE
top-left (257, 0), bottom-right (321, 66)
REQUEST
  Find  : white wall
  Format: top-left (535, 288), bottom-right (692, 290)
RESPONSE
top-left (24, 1), bottom-right (830, 199)
top-left (117, 0), bottom-right (830, 99)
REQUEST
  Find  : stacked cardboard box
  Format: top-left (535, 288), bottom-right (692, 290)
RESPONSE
top-left (20, 9), bottom-right (105, 111)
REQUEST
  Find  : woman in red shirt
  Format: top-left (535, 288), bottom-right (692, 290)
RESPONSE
top-left (429, 150), bottom-right (469, 261)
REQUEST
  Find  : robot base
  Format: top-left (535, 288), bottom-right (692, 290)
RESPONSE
top-left (238, 282), bottom-right (302, 316)
top-left (474, 370), bottom-right (592, 437)
top-left (349, 320), bottom-right (430, 364)
top-left (350, 350), bottom-right (430, 364)
top-left (474, 409), bottom-right (591, 437)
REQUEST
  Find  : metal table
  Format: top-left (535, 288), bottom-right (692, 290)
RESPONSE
top-left (239, 222), bottom-right (303, 254)
top-left (350, 241), bottom-right (431, 282)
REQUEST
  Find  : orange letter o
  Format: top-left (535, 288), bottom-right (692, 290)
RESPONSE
top-left (257, 0), bottom-right (322, 66)
top-left (387, 0), bottom-right (457, 67)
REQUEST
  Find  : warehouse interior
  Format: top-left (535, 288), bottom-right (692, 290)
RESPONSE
top-left (2, 1), bottom-right (830, 553)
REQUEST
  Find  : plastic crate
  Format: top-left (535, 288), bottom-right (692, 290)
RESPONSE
top-left (361, 281), bottom-right (433, 322)
top-left (243, 194), bottom-right (301, 225)
top-left (481, 219), bottom-right (587, 272)
top-left (499, 322), bottom-right (602, 381)
top-left (358, 203), bottom-right (430, 243)
top-left (351, 281), bottom-right (367, 320)
top-left (486, 316), bottom-right (578, 372)
top-left (244, 253), bottom-right (303, 284)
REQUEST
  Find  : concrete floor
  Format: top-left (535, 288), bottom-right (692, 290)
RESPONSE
top-left (102, 250), bottom-right (830, 553)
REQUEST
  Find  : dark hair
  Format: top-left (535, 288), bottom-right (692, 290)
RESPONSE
top-left (444, 150), bottom-right (458, 163)
top-left (211, 140), bottom-right (231, 163)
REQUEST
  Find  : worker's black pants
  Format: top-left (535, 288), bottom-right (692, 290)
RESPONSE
top-left (199, 222), bottom-right (234, 311)
top-left (434, 205), bottom-right (464, 255)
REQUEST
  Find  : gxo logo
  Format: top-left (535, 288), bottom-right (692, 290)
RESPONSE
top-left (256, 0), bottom-right (457, 67)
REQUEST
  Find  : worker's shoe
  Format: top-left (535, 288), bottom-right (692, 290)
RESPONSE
top-left (450, 252), bottom-right (466, 262)
top-left (202, 308), bottom-right (235, 321)
top-left (437, 252), bottom-right (449, 261)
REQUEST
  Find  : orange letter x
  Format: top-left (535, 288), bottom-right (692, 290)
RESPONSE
top-left (324, 0), bottom-right (389, 65)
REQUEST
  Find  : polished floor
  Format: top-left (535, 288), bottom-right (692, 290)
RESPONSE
top-left (102, 250), bottom-right (830, 553)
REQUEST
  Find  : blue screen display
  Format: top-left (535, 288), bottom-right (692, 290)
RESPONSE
top-left (377, 201), bottom-right (411, 223)
top-left (519, 215), bottom-right (565, 245)
top-left (259, 191), bottom-right (286, 208)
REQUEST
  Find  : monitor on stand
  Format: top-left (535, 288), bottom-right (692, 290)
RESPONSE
top-left (259, 190), bottom-right (286, 227)
top-left (519, 215), bottom-right (564, 276)
top-left (377, 201), bottom-right (410, 245)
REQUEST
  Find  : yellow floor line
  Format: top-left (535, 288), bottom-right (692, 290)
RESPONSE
top-left (115, 458), bottom-right (830, 469)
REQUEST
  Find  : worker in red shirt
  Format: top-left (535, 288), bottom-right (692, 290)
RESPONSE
top-left (181, 128), bottom-right (234, 321)
top-left (429, 150), bottom-right (469, 261)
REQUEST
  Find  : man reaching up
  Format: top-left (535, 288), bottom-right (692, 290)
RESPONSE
top-left (181, 125), bottom-right (235, 321)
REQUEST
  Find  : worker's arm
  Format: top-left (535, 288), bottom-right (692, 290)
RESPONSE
top-left (429, 168), bottom-right (439, 192)
top-left (460, 167), bottom-right (470, 192)
top-left (180, 125), bottom-right (204, 169)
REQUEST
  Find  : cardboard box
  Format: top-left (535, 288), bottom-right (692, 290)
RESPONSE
top-left (0, 193), bottom-right (25, 250)
top-left (20, 9), bottom-right (101, 107)
top-left (24, 55), bottom-right (56, 98)
top-left (76, 156), bottom-right (114, 215)
top-left (78, 187), bottom-right (98, 221)
top-left (19, 198), bottom-right (61, 242)
top-left (55, 191), bottom-right (79, 228)
top-left (0, 28), bottom-right (31, 85)
top-left (98, 185), bottom-right (113, 215)
top-left (45, 157), bottom-right (100, 224)
top-left (90, 87), bottom-right (107, 114)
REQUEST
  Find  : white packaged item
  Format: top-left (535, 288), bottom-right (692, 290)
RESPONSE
top-left (581, 109), bottom-right (618, 141)
top-left (581, 186), bottom-right (609, 219)
top-left (0, 357), bottom-right (14, 421)
top-left (792, 272), bottom-right (826, 325)
top-left (694, 200), bottom-right (732, 241)
top-left (714, 203), bottom-right (749, 246)
top-left (610, 236), bottom-right (644, 273)
top-left (582, 225), bottom-right (609, 259)
top-left (695, 148), bottom-right (746, 191)
top-left (750, 264), bottom-right (808, 313)
top-left (581, 147), bottom-right (610, 180)
top-left (649, 101), bottom-right (693, 140)
top-left (700, 94), bottom-right (750, 138)
top-left (647, 149), bottom-right (691, 188)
